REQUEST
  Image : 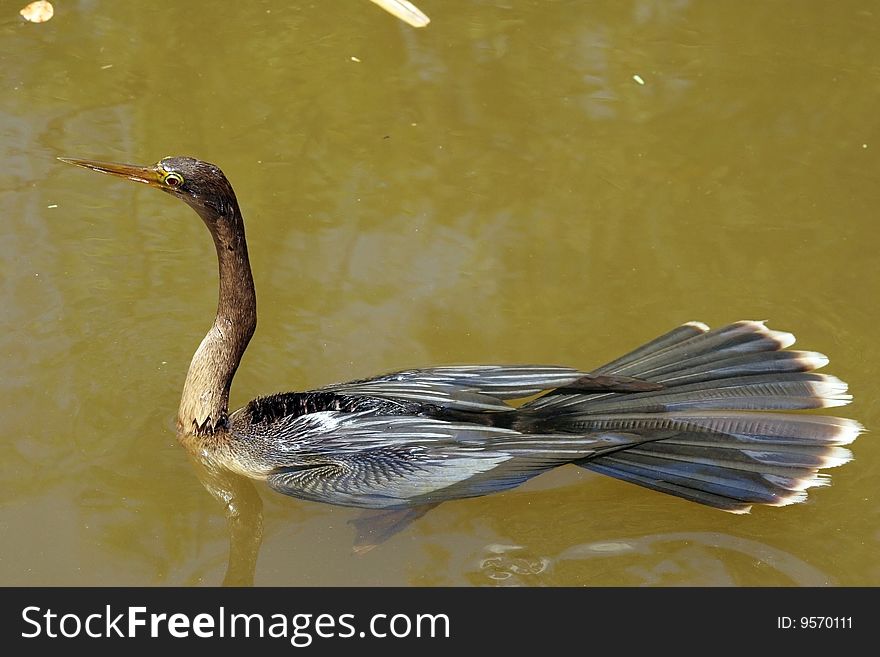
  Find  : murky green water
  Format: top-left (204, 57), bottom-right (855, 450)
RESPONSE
top-left (2, 1), bottom-right (878, 586)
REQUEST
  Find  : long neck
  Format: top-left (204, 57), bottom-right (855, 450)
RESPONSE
top-left (178, 204), bottom-right (256, 437)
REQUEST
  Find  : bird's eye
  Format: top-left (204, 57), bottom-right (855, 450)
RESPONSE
top-left (163, 172), bottom-right (184, 188)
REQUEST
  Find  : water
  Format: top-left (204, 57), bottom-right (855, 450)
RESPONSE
top-left (2, 0), bottom-right (878, 586)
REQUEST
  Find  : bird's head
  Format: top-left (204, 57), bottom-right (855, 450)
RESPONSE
top-left (58, 155), bottom-right (240, 224)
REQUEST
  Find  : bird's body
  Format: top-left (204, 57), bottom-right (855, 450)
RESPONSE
top-left (205, 366), bottom-right (671, 507)
top-left (60, 155), bottom-right (863, 514)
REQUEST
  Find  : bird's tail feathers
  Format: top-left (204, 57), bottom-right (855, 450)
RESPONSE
top-left (521, 321), bottom-right (863, 512)
top-left (567, 411), bottom-right (861, 512)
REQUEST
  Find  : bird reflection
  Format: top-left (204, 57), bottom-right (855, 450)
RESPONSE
top-left (186, 456), bottom-right (263, 586)
top-left (187, 455), bottom-right (436, 584)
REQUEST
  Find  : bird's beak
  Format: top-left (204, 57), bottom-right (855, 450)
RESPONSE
top-left (57, 157), bottom-right (162, 186)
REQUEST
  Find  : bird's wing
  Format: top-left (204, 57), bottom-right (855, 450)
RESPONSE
top-left (265, 413), bottom-right (610, 508)
top-left (320, 365), bottom-right (659, 412)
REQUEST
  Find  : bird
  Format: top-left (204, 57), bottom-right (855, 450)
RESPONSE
top-left (59, 155), bottom-right (862, 515)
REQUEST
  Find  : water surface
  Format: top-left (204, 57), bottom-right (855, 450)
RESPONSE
top-left (1, 0), bottom-right (878, 586)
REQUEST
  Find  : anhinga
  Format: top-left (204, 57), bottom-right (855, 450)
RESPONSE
top-left (59, 155), bottom-right (862, 514)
